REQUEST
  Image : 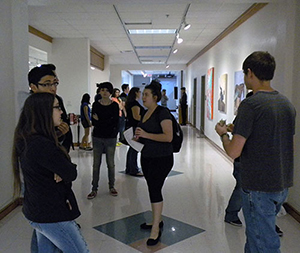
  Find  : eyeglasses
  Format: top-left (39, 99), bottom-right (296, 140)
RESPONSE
top-left (53, 106), bottom-right (62, 110)
top-left (37, 82), bottom-right (59, 88)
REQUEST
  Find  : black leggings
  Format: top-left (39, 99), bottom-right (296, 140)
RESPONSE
top-left (141, 155), bottom-right (174, 203)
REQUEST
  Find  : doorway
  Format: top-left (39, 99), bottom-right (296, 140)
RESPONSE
top-left (193, 78), bottom-right (197, 127)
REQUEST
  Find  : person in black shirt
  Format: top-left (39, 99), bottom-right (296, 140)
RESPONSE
top-left (180, 87), bottom-right (187, 125)
top-left (87, 82), bottom-right (119, 199)
top-left (12, 93), bottom-right (89, 252)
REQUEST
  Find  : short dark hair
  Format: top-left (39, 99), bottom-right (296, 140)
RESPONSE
top-left (121, 83), bottom-right (129, 91)
top-left (99, 82), bottom-right (113, 94)
top-left (181, 87), bottom-right (186, 91)
top-left (144, 80), bottom-right (162, 102)
top-left (28, 66), bottom-right (56, 86)
top-left (41, 63), bottom-right (56, 71)
top-left (242, 51), bottom-right (276, 81)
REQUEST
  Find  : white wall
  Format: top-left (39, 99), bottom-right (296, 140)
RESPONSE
top-left (186, 1), bottom-right (299, 212)
top-left (50, 38), bottom-right (90, 115)
top-left (290, 0), bottom-right (300, 213)
top-left (0, 0), bottom-right (28, 210)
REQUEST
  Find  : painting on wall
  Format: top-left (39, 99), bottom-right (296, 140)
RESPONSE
top-left (234, 70), bottom-right (246, 115)
top-left (218, 73), bottom-right (227, 113)
top-left (206, 67), bottom-right (214, 120)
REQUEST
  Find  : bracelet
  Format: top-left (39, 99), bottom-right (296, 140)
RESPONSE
top-left (220, 133), bottom-right (229, 141)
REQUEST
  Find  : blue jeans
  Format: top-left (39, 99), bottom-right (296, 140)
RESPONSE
top-left (225, 160), bottom-right (242, 222)
top-left (92, 136), bottom-right (117, 190)
top-left (118, 116), bottom-right (126, 142)
top-left (125, 147), bottom-right (141, 175)
top-left (242, 188), bottom-right (288, 253)
top-left (29, 220), bottom-right (89, 253)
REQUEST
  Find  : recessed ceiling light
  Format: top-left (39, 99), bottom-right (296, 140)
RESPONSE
top-left (128, 29), bottom-right (176, 35)
top-left (173, 49), bottom-right (178, 54)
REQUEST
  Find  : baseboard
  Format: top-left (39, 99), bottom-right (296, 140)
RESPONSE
top-left (283, 203), bottom-right (300, 223)
top-left (0, 198), bottom-right (21, 221)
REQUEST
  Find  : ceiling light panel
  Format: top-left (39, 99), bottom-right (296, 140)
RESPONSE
top-left (128, 29), bottom-right (176, 34)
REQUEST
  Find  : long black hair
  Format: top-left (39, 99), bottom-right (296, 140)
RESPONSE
top-left (125, 87), bottom-right (139, 110)
top-left (81, 93), bottom-right (90, 104)
top-left (12, 93), bottom-right (60, 196)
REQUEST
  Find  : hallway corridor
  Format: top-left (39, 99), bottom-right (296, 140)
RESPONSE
top-left (1, 125), bottom-right (300, 252)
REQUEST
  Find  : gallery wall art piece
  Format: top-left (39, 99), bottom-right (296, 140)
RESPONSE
top-left (234, 70), bottom-right (246, 115)
top-left (218, 73), bottom-right (227, 113)
top-left (206, 67), bottom-right (214, 120)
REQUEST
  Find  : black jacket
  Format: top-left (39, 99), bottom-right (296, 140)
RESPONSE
top-left (19, 135), bottom-right (80, 223)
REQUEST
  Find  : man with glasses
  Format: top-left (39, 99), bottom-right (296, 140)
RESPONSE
top-left (28, 65), bottom-right (73, 152)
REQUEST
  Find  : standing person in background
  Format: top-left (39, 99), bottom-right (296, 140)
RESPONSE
top-left (118, 84), bottom-right (129, 143)
top-left (12, 93), bottom-right (89, 252)
top-left (41, 64), bottom-right (74, 152)
top-left (80, 93), bottom-right (92, 151)
top-left (125, 87), bottom-right (144, 176)
top-left (160, 89), bottom-right (168, 107)
top-left (111, 88), bottom-right (127, 146)
top-left (180, 87), bottom-right (187, 125)
top-left (28, 66), bottom-right (71, 152)
top-left (94, 86), bottom-right (102, 102)
top-left (215, 51), bottom-right (296, 252)
top-left (87, 82), bottom-right (119, 199)
top-left (119, 83), bottom-right (129, 101)
top-left (135, 80), bottom-right (173, 246)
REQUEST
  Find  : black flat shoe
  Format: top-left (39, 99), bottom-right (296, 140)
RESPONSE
top-left (140, 221), bottom-right (164, 230)
top-left (147, 231), bottom-right (162, 246)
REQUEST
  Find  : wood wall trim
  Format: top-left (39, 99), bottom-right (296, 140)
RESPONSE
top-left (90, 46), bottom-right (104, 59)
top-left (29, 26), bottom-right (53, 43)
top-left (0, 199), bottom-right (21, 221)
top-left (187, 3), bottom-right (268, 66)
top-left (283, 203), bottom-right (300, 223)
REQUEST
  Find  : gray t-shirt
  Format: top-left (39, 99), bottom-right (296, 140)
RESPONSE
top-left (233, 91), bottom-right (296, 192)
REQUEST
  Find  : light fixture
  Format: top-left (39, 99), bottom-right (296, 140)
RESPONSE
top-left (166, 65), bottom-right (170, 69)
top-left (91, 66), bottom-right (95, 70)
top-left (183, 21), bottom-right (191, 30)
top-left (176, 33), bottom-right (183, 44)
top-left (128, 29), bottom-right (176, 35)
top-left (173, 48), bottom-right (178, 54)
top-left (141, 71), bottom-right (147, 77)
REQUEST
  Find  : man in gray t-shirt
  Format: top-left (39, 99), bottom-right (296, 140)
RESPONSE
top-left (215, 51), bottom-right (296, 252)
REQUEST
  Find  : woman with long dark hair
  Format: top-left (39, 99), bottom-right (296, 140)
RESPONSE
top-left (80, 93), bottom-right (92, 150)
top-left (125, 87), bottom-right (144, 176)
top-left (135, 81), bottom-right (174, 246)
top-left (12, 93), bottom-right (89, 252)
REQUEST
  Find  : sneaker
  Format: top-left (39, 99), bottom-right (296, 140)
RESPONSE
top-left (109, 187), bottom-right (118, 196)
top-left (225, 219), bottom-right (242, 227)
top-left (85, 147), bottom-right (93, 151)
top-left (276, 225), bottom-right (283, 237)
top-left (87, 190), bottom-right (97, 199)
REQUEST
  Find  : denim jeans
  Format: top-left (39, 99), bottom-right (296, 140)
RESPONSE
top-left (29, 220), bottom-right (89, 253)
top-left (92, 136), bottom-right (117, 190)
top-left (125, 147), bottom-right (141, 175)
top-left (118, 116), bottom-right (126, 142)
top-left (225, 160), bottom-right (242, 222)
top-left (242, 188), bottom-right (288, 253)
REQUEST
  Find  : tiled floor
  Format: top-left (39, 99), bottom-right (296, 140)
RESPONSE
top-left (1, 125), bottom-right (300, 252)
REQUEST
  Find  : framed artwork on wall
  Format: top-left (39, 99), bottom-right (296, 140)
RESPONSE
top-left (206, 67), bottom-right (214, 120)
top-left (234, 70), bottom-right (246, 115)
top-left (218, 73), bottom-right (227, 113)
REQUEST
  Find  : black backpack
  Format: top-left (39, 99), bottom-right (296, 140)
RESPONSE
top-left (157, 106), bottom-right (183, 153)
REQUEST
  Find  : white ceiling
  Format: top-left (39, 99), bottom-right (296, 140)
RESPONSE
top-left (28, 0), bottom-right (271, 74)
